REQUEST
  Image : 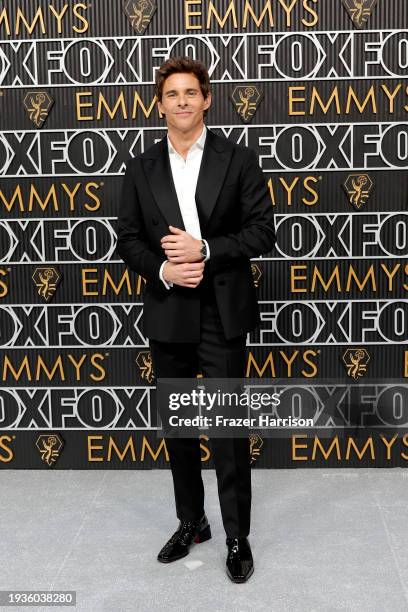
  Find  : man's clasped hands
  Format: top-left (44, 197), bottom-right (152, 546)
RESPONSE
top-left (160, 225), bottom-right (205, 288)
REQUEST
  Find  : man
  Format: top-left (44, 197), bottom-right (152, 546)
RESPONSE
top-left (116, 57), bottom-right (276, 583)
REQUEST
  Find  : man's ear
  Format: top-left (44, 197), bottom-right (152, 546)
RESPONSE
top-left (204, 92), bottom-right (212, 110)
top-left (157, 100), bottom-right (166, 118)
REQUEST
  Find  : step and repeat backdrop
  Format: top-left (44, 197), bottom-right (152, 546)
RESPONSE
top-left (1, 0), bottom-right (408, 468)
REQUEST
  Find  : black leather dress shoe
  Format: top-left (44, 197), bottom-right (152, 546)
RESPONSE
top-left (226, 537), bottom-right (254, 583)
top-left (157, 514), bottom-right (211, 563)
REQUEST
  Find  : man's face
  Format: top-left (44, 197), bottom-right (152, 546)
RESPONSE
top-left (157, 72), bottom-right (212, 133)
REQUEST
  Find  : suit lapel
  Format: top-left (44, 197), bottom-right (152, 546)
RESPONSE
top-left (142, 139), bottom-right (186, 230)
top-left (142, 127), bottom-right (233, 232)
top-left (195, 129), bottom-right (233, 230)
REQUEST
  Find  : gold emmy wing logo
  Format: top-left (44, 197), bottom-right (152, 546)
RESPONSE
top-left (32, 267), bottom-right (61, 302)
top-left (249, 434), bottom-right (263, 464)
top-left (341, 0), bottom-right (378, 28)
top-left (36, 434), bottom-right (64, 467)
top-left (23, 91), bottom-right (54, 128)
top-left (343, 348), bottom-right (370, 379)
top-left (230, 85), bottom-right (263, 123)
top-left (251, 263), bottom-right (262, 288)
top-left (123, 0), bottom-right (156, 34)
top-left (343, 173), bottom-right (373, 209)
top-left (136, 351), bottom-right (154, 383)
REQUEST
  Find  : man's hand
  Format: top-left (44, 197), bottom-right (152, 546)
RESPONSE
top-left (161, 226), bottom-right (203, 263)
top-left (162, 260), bottom-right (205, 288)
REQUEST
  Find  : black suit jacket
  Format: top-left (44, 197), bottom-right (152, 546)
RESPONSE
top-left (116, 127), bottom-right (276, 342)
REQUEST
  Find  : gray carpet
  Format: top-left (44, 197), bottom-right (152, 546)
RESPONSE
top-left (1, 469), bottom-right (408, 612)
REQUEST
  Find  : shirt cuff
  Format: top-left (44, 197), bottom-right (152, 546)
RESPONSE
top-left (203, 239), bottom-right (210, 262)
top-left (159, 260), bottom-right (173, 289)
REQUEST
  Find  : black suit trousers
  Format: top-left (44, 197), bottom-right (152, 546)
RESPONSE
top-left (149, 282), bottom-right (252, 538)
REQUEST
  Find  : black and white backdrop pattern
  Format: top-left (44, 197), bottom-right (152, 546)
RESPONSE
top-left (1, 0), bottom-right (408, 468)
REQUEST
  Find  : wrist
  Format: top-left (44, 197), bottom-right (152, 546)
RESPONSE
top-left (199, 239), bottom-right (207, 260)
top-left (162, 260), bottom-right (171, 281)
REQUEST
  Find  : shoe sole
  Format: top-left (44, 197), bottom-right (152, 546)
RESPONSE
top-left (157, 524), bottom-right (212, 563)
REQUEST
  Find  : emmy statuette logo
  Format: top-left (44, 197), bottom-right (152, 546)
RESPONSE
top-left (230, 85), bottom-right (263, 123)
top-left (136, 351), bottom-right (154, 383)
top-left (36, 434), bottom-right (64, 467)
top-left (340, 0), bottom-right (378, 29)
top-left (249, 434), bottom-right (263, 464)
top-left (32, 267), bottom-right (61, 302)
top-left (343, 174), bottom-right (374, 209)
top-left (23, 91), bottom-right (54, 128)
top-left (342, 348), bottom-right (371, 379)
top-left (123, 0), bottom-right (157, 34)
top-left (251, 264), bottom-right (262, 288)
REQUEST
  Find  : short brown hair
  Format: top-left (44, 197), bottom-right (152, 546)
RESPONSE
top-left (155, 57), bottom-right (211, 115)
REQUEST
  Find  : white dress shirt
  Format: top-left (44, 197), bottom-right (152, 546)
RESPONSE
top-left (159, 124), bottom-right (210, 289)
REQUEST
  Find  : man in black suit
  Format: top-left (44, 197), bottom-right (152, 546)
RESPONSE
top-left (116, 57), bottom-right (276, 583)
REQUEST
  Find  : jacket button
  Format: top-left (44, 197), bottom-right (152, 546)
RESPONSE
top-left (152, 218), bottom-right (159, 225)
top-left (218, 280), bottom-right (226, 286)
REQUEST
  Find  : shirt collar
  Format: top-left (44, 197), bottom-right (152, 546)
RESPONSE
top-left (167, 124), bottom-right (207, 156)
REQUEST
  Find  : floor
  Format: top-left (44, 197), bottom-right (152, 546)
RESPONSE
top-left (1, 468), bottom-right (408, 612)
